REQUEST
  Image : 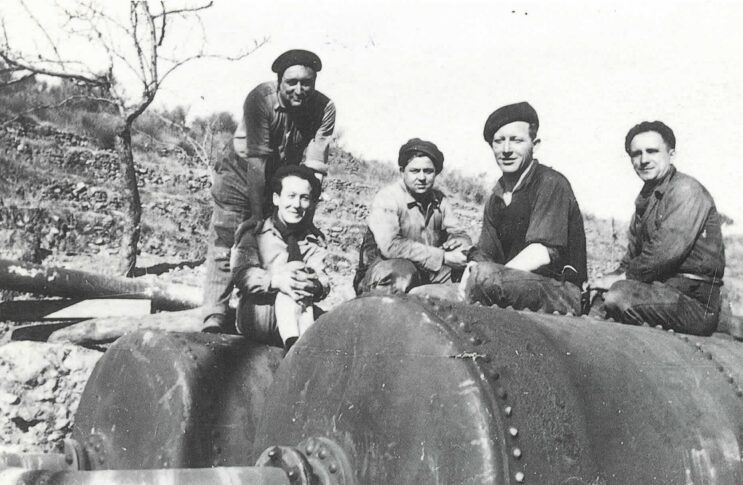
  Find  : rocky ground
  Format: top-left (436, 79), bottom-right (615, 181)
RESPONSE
top-left (1, 118), bottom-right (740, 456)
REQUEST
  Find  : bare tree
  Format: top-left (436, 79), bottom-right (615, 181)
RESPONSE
top-left (0, 0), bottom-right (263, 275)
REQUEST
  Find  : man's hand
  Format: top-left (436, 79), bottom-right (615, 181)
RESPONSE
top-left (270, 261), bottom-right (319, 301)
top-left (444, 248), bottom-right (468, 269)
top-left (591, 272), bottom-right (625, 291)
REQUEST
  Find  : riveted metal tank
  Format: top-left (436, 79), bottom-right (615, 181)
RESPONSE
top-left (254, 294), bottom-right (743, 484)
top-left (8, 294), bottom-right (743, 484)
top-left (71, 330), bottom-right (283, 470)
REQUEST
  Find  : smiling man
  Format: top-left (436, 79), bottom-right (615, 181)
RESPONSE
top-left (231, 165), bottom-right (329, 350)
top-left (202, 49), bottom-right (335, 333)
top-left (463, 102), bottom-right (587, 314)
top-left (354, 138), bottom-right (471, 295)
top-left (597, 121), bottom-right (725, 335)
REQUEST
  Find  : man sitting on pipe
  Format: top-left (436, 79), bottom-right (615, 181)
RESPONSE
top-left (353, 138), bottom-right (471, 295)
top-left (231, 165), bottom-right (330, 350)
top-left (462, 102), bottom-right (587, 315)
top-left (595, 120), bottom-right (725, 336)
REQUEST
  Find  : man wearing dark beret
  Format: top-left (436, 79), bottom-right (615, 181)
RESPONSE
top-left (202, 48), bottom-right (336, 333)
top-left (594, 121), bottom-right (725, 336)
top-left (464, 102), bottom-right (587, 314)
top-left (354, 138), bottom-right (472, 294)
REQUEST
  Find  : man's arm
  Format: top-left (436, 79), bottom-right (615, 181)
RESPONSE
top-left (231, 222), bottom-right (273, 296)
top-left (368, 190), bottom-right (445, 272)
top-left (302, 99), bottom-right (336, 176)
top-left (513, 173), bottom-right (573, 272)
top-left (625, 184), bottom-right (712, 283)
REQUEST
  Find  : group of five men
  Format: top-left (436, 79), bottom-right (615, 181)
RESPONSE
top-left (201, 49), bottom-right (726, 349)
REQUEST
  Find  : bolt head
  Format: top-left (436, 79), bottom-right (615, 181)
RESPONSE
top-left (318, 447), bottom-right (328, 459)
top-left (328, 462), bottom-right (338, 474)
top-left (512, 448), bottom-right (522, 459)
top-left (515, 471), bottom-right (525, 482)
top-left (504, 406), bottom-right (513, 417)
top-left (509, 427), bottom-right (519, 437)
top-left (268, 447), bottom-right (280, 460)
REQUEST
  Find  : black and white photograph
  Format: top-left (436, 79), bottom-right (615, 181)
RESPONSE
top-left (0, 0), bottom-right (742, 483)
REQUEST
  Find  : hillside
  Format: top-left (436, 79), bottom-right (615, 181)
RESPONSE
top-left (1, 118), bottom-right (741, 453)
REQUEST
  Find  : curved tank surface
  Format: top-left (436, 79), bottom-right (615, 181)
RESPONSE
top-left (3, 294), bottom-right (743, 485)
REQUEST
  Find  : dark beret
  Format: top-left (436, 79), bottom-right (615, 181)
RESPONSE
top-left (270, 164), bottom-right (322, 200)
top-left (483, 101), bottom-right (539, 143)
top-left (271, 49), bottom-right (322, 75)
top-left (398, 138), bottom-right (444, 173)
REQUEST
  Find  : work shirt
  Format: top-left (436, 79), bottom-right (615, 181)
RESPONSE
top-left (231, 217), bottom-right (330, 301)
top-left (364, 180), bottom-right (471, 272)
top-left (232, 81), bottom-right (336, 177)
top-left (469, 160), bottom-right (587, 288)
top-left (619, 166), bottom-right (725, 284)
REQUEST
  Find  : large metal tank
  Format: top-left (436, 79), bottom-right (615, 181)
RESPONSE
top-left (3, 294), bottom-right (743, 484)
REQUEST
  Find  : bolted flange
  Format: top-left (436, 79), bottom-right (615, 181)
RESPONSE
top-left (255, 437), bottom-right (356, 485)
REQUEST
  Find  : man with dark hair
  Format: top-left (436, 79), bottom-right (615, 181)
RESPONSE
top-left (463, 101), bottom-right (587, 314)
top-left (596, 120), bottom-right (725, 336)
top-left (231, 164), bottom-right (329, 350)
top-left (202, 49), bottom-right (335, 332)
top-left (354, 138), bottom-right (471, 294)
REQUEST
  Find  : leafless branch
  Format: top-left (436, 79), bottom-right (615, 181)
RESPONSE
top-left (18, 0), bottom-right (64, 65)
top-left (152, 1), bottom-right (214, 19)
top-left (0, 52), bottom-right (110, 88)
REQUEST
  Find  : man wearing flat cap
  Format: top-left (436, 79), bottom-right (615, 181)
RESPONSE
top-left (202, 48), bottom-right (336, 332)
top-left (353, 138), bottom-right (471, 295)
top-left (595, 121), bottom-right (725, 336)
top-left (463, 102), bottom-right (587, 314)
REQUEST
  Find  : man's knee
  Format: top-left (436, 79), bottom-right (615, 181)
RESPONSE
top-left (360, 258), bottom-right (421, 294)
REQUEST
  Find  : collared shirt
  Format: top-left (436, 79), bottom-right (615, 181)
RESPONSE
top-left (232, 81), bottom-right (336, 175)
top-left (469, 160), bottom-right (587, 287)
top-left (231, 217), bottom-right (330, 299)
top-left (366, 180), bottom-right (472, 272)
top-left (619, 165), bottom-right (725, 284)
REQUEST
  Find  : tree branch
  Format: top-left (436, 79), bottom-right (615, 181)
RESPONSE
top-left (0, 52), bottom-right (110, 88)
top-left (152, 1), bottom-right (214, 18)
top-left (0, 94), bottom-right (118, 127)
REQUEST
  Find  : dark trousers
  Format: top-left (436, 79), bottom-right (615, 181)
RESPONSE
top-left (202, 151), bottom-right (253, 327)
top-left (603, 277), bottom-right (720, 336)
top-left (465, 262), bottom-right (582, 315)
top-left (356, 258), bottom-right (458, 295)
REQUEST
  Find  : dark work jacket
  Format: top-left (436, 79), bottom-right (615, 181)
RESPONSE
top-left (619, 166), bottom-right (725, 284)
top-left (469, 161), bottom-right (587, 288)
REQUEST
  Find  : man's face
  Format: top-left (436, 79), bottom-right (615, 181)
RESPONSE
top-left (278, 65), bottom-right (316, 109)
top-left (628, 131), bottom-right (674, 183)
top-left (491, 121), bottom-right (537, 175)
top-left (273, 175), bottom-right (314, 226)
top-left (401, 155), bottom-right (437, 197)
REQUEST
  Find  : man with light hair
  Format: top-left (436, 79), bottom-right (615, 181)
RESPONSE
top-left (202, 49), bottom-right (335, 333)
top-left (596, 120), bottom-right (725, 336)
top-left (464, 101), bottom-right (587, 314)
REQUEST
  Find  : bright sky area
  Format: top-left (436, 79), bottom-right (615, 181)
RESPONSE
top-left (4, 0), bottom-right (743, 227)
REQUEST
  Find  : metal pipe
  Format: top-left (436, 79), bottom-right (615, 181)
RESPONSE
top-left (0, 467), bottom-right (290, 485)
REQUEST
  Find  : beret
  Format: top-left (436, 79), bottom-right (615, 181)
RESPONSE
top-left (483, 102), bottom-right (539, 143)
top-left (398, 138), bottom-right (444, 173)
top-left (271, 49), bottom-right (322, 75)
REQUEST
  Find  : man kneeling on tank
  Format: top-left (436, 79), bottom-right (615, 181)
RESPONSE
top-left (594, 121), bottom-right (725, 336)
top-left (353, 138), bottom-right (471, 295)
top-left (231, 165), bottom-right (330, 350)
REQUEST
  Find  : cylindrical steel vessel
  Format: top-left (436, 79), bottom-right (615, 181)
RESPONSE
top-left (255, 295), bottom-right (743, 484)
